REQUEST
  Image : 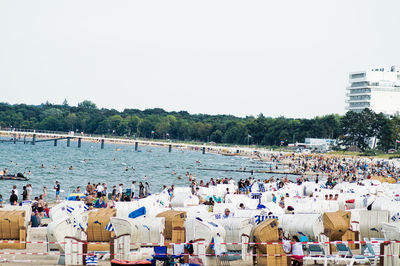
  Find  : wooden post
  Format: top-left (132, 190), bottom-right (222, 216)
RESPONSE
top-left (83, 241), bottom-right (87, 265)
top-left (78, 138), bottom-right (81, 148)
top-left (31, 134), bottom-right (36, 145)
top-left (54, 139), bottom-right (57, 146)
top-left (110, 237), bottom-right (115, 260)
top-left (101, 139), bottom-right (104, 149)
top-left (135, 142), bottom-right (138, 151)
top-left (354, 231), bottom-right (360, 250)
top-left (379, 242), bottom-right (385, 266)
top-left (67, 137), bottom-right (71, 147)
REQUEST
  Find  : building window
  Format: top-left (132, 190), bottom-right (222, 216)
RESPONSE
top-left (349, 95), bottom-right (370, 101)
top-left (351, 81), bottom-right (369, 87)
top-left (351, 73), bottom-right (365, 79)
top-left (349, 88), bottom-right (371, 94)
top-left (349, 102), bottom-right (370, 108)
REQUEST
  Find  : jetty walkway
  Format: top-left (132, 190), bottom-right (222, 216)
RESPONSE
top-left (0, 129), bottom-right (269, 155)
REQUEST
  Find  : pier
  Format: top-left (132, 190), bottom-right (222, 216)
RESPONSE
top-left (0, 129), bottom-right (268, 156)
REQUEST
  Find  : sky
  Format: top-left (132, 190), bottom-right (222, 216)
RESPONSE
top-left (0, 1), bottom-right (399, 118)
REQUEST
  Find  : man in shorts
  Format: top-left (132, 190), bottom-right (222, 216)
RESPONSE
top-left (54, 181), bottom-right (60, 201)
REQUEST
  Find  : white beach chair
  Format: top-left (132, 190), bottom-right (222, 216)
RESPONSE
top-left (334, 243), bottom-right (374, 266)
top-left (303, 243), bottom-right (332, 266)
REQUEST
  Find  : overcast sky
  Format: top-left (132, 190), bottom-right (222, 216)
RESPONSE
top-left (1, 1), bottom-right (399, 118)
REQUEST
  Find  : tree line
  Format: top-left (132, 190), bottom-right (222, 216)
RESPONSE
top-left (0, 101), bottom-right (399, 152)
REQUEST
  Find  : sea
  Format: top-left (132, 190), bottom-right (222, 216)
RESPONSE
top-left (0, 138), bottom-right (293, 201)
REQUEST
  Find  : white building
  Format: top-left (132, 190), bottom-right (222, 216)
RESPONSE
top-left (346, 66), bottom-right (400, 114)
top-left (289, 138), bottom-right (336, 153)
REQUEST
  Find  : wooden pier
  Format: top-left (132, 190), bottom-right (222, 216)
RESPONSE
top-left (0, 129), bottom-right (253, 155)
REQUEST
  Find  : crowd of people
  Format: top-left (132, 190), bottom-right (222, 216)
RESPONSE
top-left (1, 153), bottom-right (399, 232)
top-left (70, 180), bottom-right (152, 209)
top-left (0, 182), bottom-right (50, 228)
top-left (282, 153), bottom-right (400, 180)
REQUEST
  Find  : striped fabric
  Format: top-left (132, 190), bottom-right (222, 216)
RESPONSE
top-left (105, 222), bottom-right (114, 231)
top-left (86, 255), bottom-right (98, 265)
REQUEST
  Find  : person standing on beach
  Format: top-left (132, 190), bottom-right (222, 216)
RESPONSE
top-left (131, 181), bottom-right (136, 198)
top-left (102, 183), bottom-right (107, 196)
top-left (139, 182), bottom-right (144, 198)
top-left (96, 183), bottom-right (104, 198)
top-left (12, 185), bottom-right (18, 196)
top-left (85, 193), bottom-right (94, 208)
top-left (144, 182), bottom-right (150, 196)
top-left (10, 190), bottom-right (18, 205)
top-left (54, 181), bottom-right (60, 201)
top-left (27, 184), bottom-right (32, 200)
top-left (22, 186), bottom-right (28, 201)
top-left (42, 186), bottom-right (47, 198)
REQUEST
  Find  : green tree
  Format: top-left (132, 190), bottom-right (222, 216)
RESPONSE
top-left (339, 109), bottom-right (377, 151)
top-left (210, 129), bottom-right (223, 143)
top-left (376, 114), bottom-right (396, 151)
top-left (65, 113), bottom-right (77, 131)
top-left (77, 100), bottom-right (97, 110)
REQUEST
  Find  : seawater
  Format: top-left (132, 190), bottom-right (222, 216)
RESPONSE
top-left (0, 139), bottom-right (292, 200)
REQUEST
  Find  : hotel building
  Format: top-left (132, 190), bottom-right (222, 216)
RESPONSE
top-left (346, 66), bottom-right (400, 115)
